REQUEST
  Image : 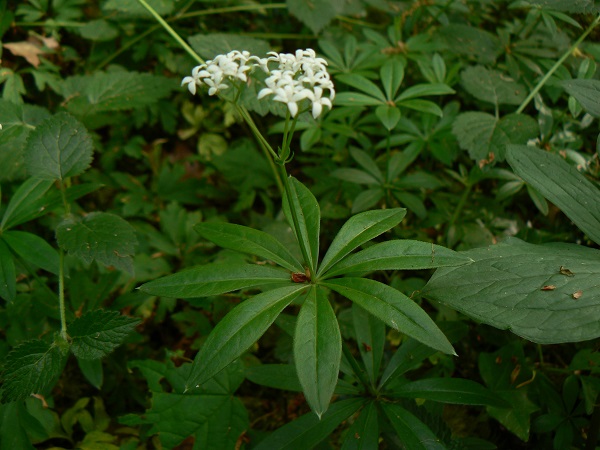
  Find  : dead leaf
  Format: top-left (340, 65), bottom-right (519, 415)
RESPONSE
top-left (572, 290), bottom-right (583, 300)
top-left (541, 285), bottom-right (556, 291)
top-left (559, 266), bottom-right (574, 276)
top-left (4, 41), bottom-right (45, 67)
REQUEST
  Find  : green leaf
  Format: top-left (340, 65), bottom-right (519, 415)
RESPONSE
top-left (396, 83), bottom-right (455, 101)
top-left (24, 112), bottom-right (93, 181)
top-left (140, 262), bottom-right (292, 298)
top-left (376, 104), bottom-right (401, 130)
top-left (336, 74), bottom-right (387, 102)
top-left (0, 238), bottom-right (16, 302)
top-left (78, 358), bottom-right (103, 389)
top-left (1, 339), bottom-right (68, 403)
top-left (334, 92), bottom-right (384, 106)
top-left (194, 222), bottom-right (304, 272)
top-left (323, 278), bottom-right (455, 355)
top-left (324, 240), bottom-right (473, 278)
top-left (380, 403), bottom-right (445, 450)
top-left (254, 398), bottom-right (364, 450)
top-left (318, 208), bottom-right (406, 277)
top-left (351, 188), bottom-right (384, 213)
top-left (0, 178), bottom-right (54, 230)
top-left (188, 33), bottom-right (271, 60)
top-left (56, 212), bottom-right (137, 274)
top-left (0, 403), bottom-right (36, 449)
top-left (331, 168), bottom-right (381, 185)
top-left (423, 237), bottom-right (600, 343)
top-left (285, 177), bottom-right (320, 275)
top-left (381, 59), bottom-right (405, 100)
top-left (393, 378), bottom-right (509, 407)
top-left (186, 285), bottom-right (306, 389)
top-left (103, 0), bottom-right (174, 16)
top-left (460, 66), bottom-right (526, 106)
top-left (60, 71), bottom-right (175, 117)
top-left (439, 25), bottom-right (501, 64)
top-left (286, 0), bottom-right (342, 34)
top-left (529, 0), bottom-right (599, 13)
top-left (453, 112), bottom-right (539, 162)
top-left (69, 310), bottom-right (140, 360)
top-left (506, 145), bottom-right (600, 245)
top-left (341, 401), bottom-right (379, 450)
top-left (398, 99), bottom-right (444, 117)
top-left (350, 147), bottom-right (384, 183)
top-left (3, 231), bottom-right (59, 275)
top-left (352, 304), bottom-right (385, 385)
top-left (246, 364), bottom-right (303, 392)
top-left (294, 286), bottom-right (342, 418)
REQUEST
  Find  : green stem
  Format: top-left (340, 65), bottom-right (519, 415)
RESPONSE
top-left (516, 13), bottom-right (600, 114)
top-left (447, 181), bottom-right (472, 231)
top-left (58, 249), bottom-right (68, 340)
top-left (136, 0), bottom-right (204, 64)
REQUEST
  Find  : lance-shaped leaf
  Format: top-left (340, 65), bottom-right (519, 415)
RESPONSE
top-left (323, 278), bottom-right (455, 355)
top-left (285, 176), bottom-right (320, 275)
top-left (423, 237), bottom-right (600, 344)
top-left (1, 339), bottom-right (68, 403)
top-left (341, 401), bottom-right (379, 450)
top-left (56, 212), bottom-right (137, 274)
top-left (506, 145), bottom-right (600, 246)
top-left (352, 304), bottom-right (385, 385)
top-left (392, 378), bottom-right (509, 408)
top-left (561, 79), bottom-right (600, 117)
top-left (318, 208), bottom-right (406, 277)
top-left (3, 231), bottom-right (59, 275)
top-left (254, 398), bottom-right (365, 450)
top-left (324, 240), bottom-right (472, 278)
top-left (381, 403), bottom-right (446, 450)
top-left (0, 178), bottom-right (53, 231)
top-left (0, 239), bottom-right (16, 302)
top-left (24, 112), bottom-right (93, 181)
top-left (194, 222), bottom-right (304, 272)
top-left (139, 263), bottom-right (293, 298)
top-left (294, 286), bottom-right (342, 418)
top-left (187, 285), bottom-right (306, 390)
top-left (381, 59), bottom-right (405, 100)
top-left (69, 310), bottom-right (140, 360)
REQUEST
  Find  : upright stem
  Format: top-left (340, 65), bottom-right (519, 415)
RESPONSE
top-left (58, 250), bottom-right (68, 340)
top-left (516, 14), bottom-right (600, 114)
top-left (447, 181), bottom-right (472, 234)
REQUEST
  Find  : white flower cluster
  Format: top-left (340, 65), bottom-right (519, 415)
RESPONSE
top-left (181, 48), bottom-right (334, 119)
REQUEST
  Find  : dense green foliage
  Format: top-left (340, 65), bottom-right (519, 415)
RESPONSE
top-left (1, 0), bottom-right (600, 448)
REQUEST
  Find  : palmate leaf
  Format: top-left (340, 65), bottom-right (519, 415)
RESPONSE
top-left (1, 339), bottom-right (68, 403)
top-left (318, 208), bottom-right (406, 276)
top-left (69, 310), bottom-right (140, 360)
top-left (324, 240), bottom-right (472, 278)
top-left (323, 278), bottom-right (455, 355)
top-left (24, 112), bottom-right (93, 181)
top-left (139, 262), bottom-right (293, 298)
top-left (186, 285), bottom-right (306, 390)
top-left (423, 237), bottom-right (600, 344)
top-left (254, 398), bottom-right (365, 450)
top-left (194, 222), bottom-right (304, 272)
top-left (294, 286), bottom-right (342, 418)
top-left (506, 145), bottom-right (600, 245)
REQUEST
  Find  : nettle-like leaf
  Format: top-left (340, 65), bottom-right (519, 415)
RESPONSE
top-left (24, 112), bottom-right (93, 181)
top-left (56, 212), bottom-right (137, 274)
top-left (59, 71), bottom-right (176, 117)
top-left (453, 112), bottom-right (539, 162)
top-left (286, 0), bottom-right (344, 34)
top-left (461, 65), bottom-right (526, 107)
top-left (423, 237), bottom-right (600, 344)
top-left (69, 310), bottom-right (140, 360)
top-left (1, 339), bottom-right (68, 403)
top-left (561, 79), bottom-right (600, 117)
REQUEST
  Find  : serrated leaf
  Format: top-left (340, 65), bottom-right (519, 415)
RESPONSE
top-left (3, 231), bottom-right (59, 275)
top-left (194, 222), bottom-right (304, 272)
top-left (324, 240), bottom-right (472, 278)
top-left (286, 0), bottom-right (343, 34)
top-left (1, 339), bottom-right (67, 403)
top-left (461, 66), bottom-right (526, 106)
top-left (56, 212), bottom-right (137, 274)
top-left (380, 403), bottom-right (446, 450)
top-left (139, 263), bottom-right (293, 298)
top-left (285, 176), bottom-right (320, 275)
top-left (188, 33), bottom-right (270, 60)
top-left (60, 71), bottom-right (175, 116)
top-left (341, 401), bottom-right (379, 450)
top-left (393, 378), bottom-right (510, 407)
top-left (506, 145), bottom-right (600, 245)
top-left (24, 112), bottom-right (93, 181)
top-left (186, 285), bottom-right (306, 389)
top-left (318, 208), bottom-right (406, 276)
top-left (323, 278), bottom-right (455, 355)
top-left (254, 398), bottom-right (364, 450)
top-left (453, 112), bottom-right (539, 162)
top-left (0, 238), bottom-right (16, 302)
top-left (69, 310), bottom-right (140, 360)
top-left (294, 286), bottom-right (342, 418)
top-left (439, 25), bottom-right (501, 64)
top-left (423, 238), bottom-right (600, 343)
